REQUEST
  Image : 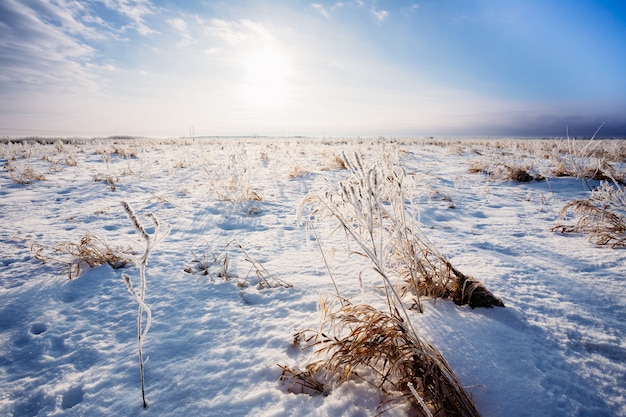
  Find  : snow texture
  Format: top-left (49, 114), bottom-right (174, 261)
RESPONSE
top-left (1, 137), bottom-right (625, 416)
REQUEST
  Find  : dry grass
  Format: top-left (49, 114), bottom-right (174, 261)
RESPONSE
top-left (202, 148), bottom-right (263, 203)
top-left (4, 159), bottom-right (46, 184)
top-left (301, 152), bottom-right (503, 311)
top-left (284, 151), bottom-right (498, 415)
top-left (285, 301), bottom-right (481, 417)
top-left (121, 201), bottom-right (169, 409)
top-left (468, 161), bottom-right (540, 183)
top-left (93, 173), bottom-right (120, 191)
top-left (32, 231), bottom-right (133, 279)
top-left (184, 240), bottom-right (292, 289)
top-left (553, 182), bottom-right (626, 247)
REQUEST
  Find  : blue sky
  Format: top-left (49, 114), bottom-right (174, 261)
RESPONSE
top-left (1, 0), bottom-right (625, 137)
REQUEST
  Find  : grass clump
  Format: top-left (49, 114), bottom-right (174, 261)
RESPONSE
top-left (286, 301), bottom-right (481, 416)
top-left (4, 159), bottom-right (46, 184)
top-left (282, 151), bottom-right (496, 416)
top-left (552, 181), bottom-right (626, 248)
top-left (468, 161), bottom-right (540, 183)
top-left (202, 148), bottom-right (263, 203)
top-left (31, 231), bottom-right (133, 279)
top-left (300, 152), bottom-right (503, 311)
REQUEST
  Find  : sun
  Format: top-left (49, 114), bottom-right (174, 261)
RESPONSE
top-left (241, 46), bottom-right (290, 109)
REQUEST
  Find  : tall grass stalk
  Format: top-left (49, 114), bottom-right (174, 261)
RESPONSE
top-left (299, 152), bottom-right (503, 310)
top-left (564, 122), bottom-right (606, 190)
top-left (290, 152), bottom-right (490, 415)
top-left (121, 201), bottom-right (169, 408)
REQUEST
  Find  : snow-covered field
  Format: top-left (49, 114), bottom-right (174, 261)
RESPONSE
top-left (1, 137), bottom-right (625, 417)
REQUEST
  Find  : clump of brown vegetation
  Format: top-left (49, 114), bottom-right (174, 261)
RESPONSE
top-left (282, 151), bottom-right (500, 416)
top-left (4, 159), bottom-right (46, 184)
top-left (31, 231), bottom-right (133, 279)
top-left (468, 161), bottom-right (540, 183)
top-left (93, 173), bottom-right (120, 191)
top-left (283, 301), bottom-right (481, 416)
top-left (553, 181), bottom-right (626, 248)
top-left (202, 149), bottom-right (263, 203)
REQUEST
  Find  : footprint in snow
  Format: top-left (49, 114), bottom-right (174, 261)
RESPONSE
top-left (61, 386), bottom-right (84, 410)
top-left (30, 322), bottom-right (48, 335)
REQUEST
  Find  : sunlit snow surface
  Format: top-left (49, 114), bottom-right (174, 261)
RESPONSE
top-left (1, 137), bottom-right (624, 416)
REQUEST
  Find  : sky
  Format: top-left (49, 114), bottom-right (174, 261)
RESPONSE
top-left (1, 0), bottom-right (625, 138)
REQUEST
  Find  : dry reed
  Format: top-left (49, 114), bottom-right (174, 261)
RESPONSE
top-left (282, 151), bottom-right (496, 415)
top-left (31, 231), bottom-right (133, 279)
top-left (300, 152), bottom-right (503, 311)
top-left (552, 181), bottom-right (626, 248)
top-left (285, 300), bottom-right (481, 417)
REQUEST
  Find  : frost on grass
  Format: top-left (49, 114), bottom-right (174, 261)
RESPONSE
top-left (184, 239), bottom-right (292, 290)
top-left (122, 201), bottom-right (169, 409)
top-left (553, 181), bottom-right (626, 248)
top-left (31, 231), bottom-right (133, 279)
top-left (299, 152), bottom-right (504, 311)
top-left (282, 151), bottom-right (497, 416)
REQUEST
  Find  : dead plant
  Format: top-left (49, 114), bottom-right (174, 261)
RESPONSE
top-left (278, 364), bottom-right (328, 396)
top-left (184, 240), bottom-right (291, 289)
top-left (32, 231), bottom-right (133, 279)
top-left (4, 159), bottom-right (46, 184)
top-left (468, 161), bottom-right (538, 183)
top-left (300, 152), bottom-right (503, 311)
top-left (552, 181), bottom-right (626, 247)
top-left (287, 301), bottom-right (481, 417)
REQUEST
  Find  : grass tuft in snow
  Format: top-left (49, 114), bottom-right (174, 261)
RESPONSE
top-left (30, 231), bottom-right (133, 279)
top-left (553, 181), bottom-right (626, 248)
top-left (4, 159), bottom-right (46, 184)
top-left (285, 151), bottom-right (491, 415)
top-left (291, 301), bottom-right (481, 417)
top-left (184, 239), bottom-right (292, 290)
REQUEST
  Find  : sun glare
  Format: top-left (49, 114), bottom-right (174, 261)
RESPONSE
top-left (242, 46), bottom-right (290, 109)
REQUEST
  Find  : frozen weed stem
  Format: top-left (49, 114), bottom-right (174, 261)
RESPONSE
top-left (121, 201), bottom-right (169, 408)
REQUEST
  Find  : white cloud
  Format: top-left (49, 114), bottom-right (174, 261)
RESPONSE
top-left (312, 2), bottom-right (344, 18)
top-left (204, 19), bottom-right (274, 45)
top-left (203, 47), bottom-right (221, 55)
top-left (100, 0), bottom-right (156, 36)
top-left (372, 9), bottom-right (389, 22)
top-left (167, 17), bottom-right (187, 33)
top-left (166, 17), bottom-right (193, 45)
top-left (0, 0), bottom-right (101, 96)
top-left (312, 3), bottom-right (330, 18)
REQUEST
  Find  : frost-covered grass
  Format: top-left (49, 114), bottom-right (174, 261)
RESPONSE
top-left (1, 137), bottom-right (625, 416)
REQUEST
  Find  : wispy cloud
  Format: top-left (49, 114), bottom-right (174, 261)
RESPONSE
top-left (166, 17), bottom-right (193, 45)
top-left (100, 0), bottom-right (156, 36)
top-left (0, 0), bottom-right (100, 95)
top-left (372, 8), bottom-right (389, 23)
top-left (204, 19), bottom-right (274, 45)
top-left (312, 2), bottom-right (344, 18)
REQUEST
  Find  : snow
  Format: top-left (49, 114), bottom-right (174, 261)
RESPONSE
top-left (1, 137), bottom-right (625, 416)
